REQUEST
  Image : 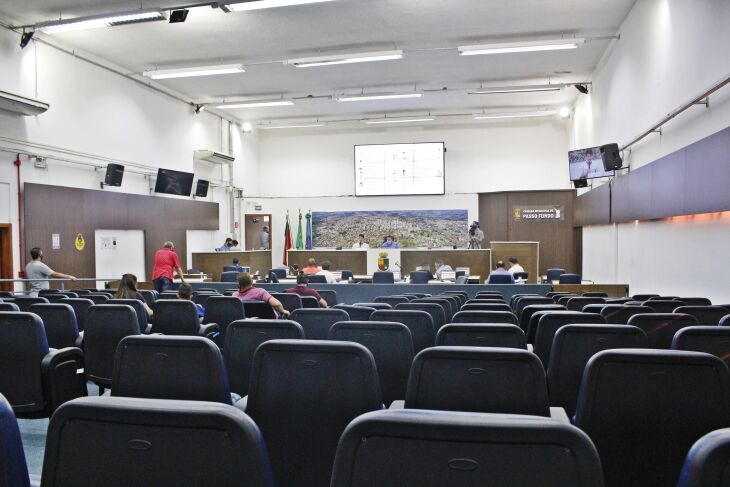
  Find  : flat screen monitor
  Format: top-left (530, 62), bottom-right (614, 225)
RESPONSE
top-left (154, 168), bottom-right (194, 196)
top-left (569, 146), bottom-right (614, 180)
top-left (354, 142), bottom-right (445, 196)
top-left (440, 270), bottom-right (456, 281)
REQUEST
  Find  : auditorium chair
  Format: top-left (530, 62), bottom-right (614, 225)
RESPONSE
top-left (676, 297), bottom-right (712, 306)
top-left (85, 294), bottom-right (110, 305)
top-left (193, 292), bottom-right (217, 307)
top-left (582, 292), bottom-right (609, 297)
top-left (566, 296), bottom-right (606, 312)
top-left (290, 308), bottom-right (350, 339)
top-left (224, 319), bottom-right (304, 397)
top-left (627, 313), bottom-right (699, 349)
top-left (678, 428), bottom-right (730, 487)
top-left (547, 324), bottom-right (648, 418)
top-left (222, 265), bottom-right (238, 272)
top-left (266, 271), bottom-right (280, 283)
top-left (532, 311), bottom-right (607, 366)
top-left (721, 315), bottom-right (730, 326)
top-left (0, 393), bottom-right (33, 487)
top-left (466, 299), bottom-right (507, 306)
top-left (547, 291), bottom-right (572, 299)
top-left (374, 295), bottom-right (410, 307)
top-left (557, 295), bottom-right (578, 306)
top-left (353, 302), bottom-right (392, 310)
top-left (412, 297), bottom-right (453, 322)
top-left (452, 310), bottom-right (518, 325)
top-left (220, 271), bottom-right (239, 283)
top-left (271, 293), bottom-right (303, 312)
top-left (546, 268), bottom-right (566, 282)
top-left (0, 291), bottom-right (14, 298)
top-left (41, 396), bottom-right (274, 487)
top-left (339, 270), bottom-right (354, 281)
top-left (44, 294), bottom-right (72, 303)
top-left (513, 271), bottom-right (529, 281)
top-left (12, 296), bottom-right (49, 312)
top-left (0, 312), bottom-right (86, 418)
top-left (674, 305), bottom-right (729, 325)
top-left (436, 324), bottom-right (527, 349)
top-left (673, 326), bottom-right (730, 365)
top-left (372, 271), bottom-right (395, 284)
top-left (442, 290), bottom-right (467, 303)
top-left (513, 296), bottom-right (553, 316)
top-left (150, 300), bottom-right (219, 337)
top-left (599, 304), bottom-right (653, 324)
top-left (241, 301), bottom-right (277, 319)
top-left (329, 321), bottom-right (413, 405)
top-left (58, 298), bottom-right (94, 332)
top-left (71, 289), bottom-right (91, 296)
top-left (84, 304), bottom-right (141, 394)
top-left (138, 290), bottom-right (157, 308)
top-left (574, 349), bottom-right (730, 487)
top-left (107, 298), bottom-right (150, 333)
top-left (300, 296), bottom-right (320, 308)
top-left (317, 289), bottom-right (338, 307)
top-left (333, 304), bottom-right (375, 321)
top-left (643, 299), bottom-right (686, 313)
top-left (604, 297), bottom-right (633, 304)
top-left (460, 302), bottom-right (512, 312)
top-left (434, 295), bottom-right (459, 317)
top-left (370, 309), bottom-right (435, 354)
top-left (307, 274), bottom-right (327, 283)
top-left (651, 295), bottom-right (681, 301)
top-left (454, 275), bottom-right (468, 284)
top-left (269, 268), bottom-right (287, 279)
top-left (632, 293), bottom-right (661, 301)
top-left (202, 296), bottom-right (245, 342)
top-left (330, 409), bottom-right (605, 487)
top-left (558, 273), bottom-right (582, 284)
top-left (0, 302), bottom-right (19, 311)
top-left (29, 303), bottom-right (82, 349)
top-left (246, 340), bottom-right (382, 487)
top-left (519, 304), bottom-right (566, 332)
top-left (396, 302), bottom-right (446, 331)
top-left (401, 293), bottom-right (430, 299)
top-left (485, 274), bottom-right (513, 284)
top-left (476, 291), bottom-right (505, 299)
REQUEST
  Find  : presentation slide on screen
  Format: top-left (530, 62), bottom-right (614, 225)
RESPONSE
top-left (355, 142), bottom-right (445, 196)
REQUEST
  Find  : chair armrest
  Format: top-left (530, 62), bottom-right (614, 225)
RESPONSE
top-left (144, 323), bottom-right (152, 334)
top-left (41, 347), bottom-right (86, 413)
top-left (234, 395), bottom-right (248, 412)
top-left (388, 400), bottom-right (405, 409)
top-left (549, 407), bottom-right (570, 424)
top-left (199, 322), bottom-right (219, 338)
top-left (74, 335), bottom-right (84, 349)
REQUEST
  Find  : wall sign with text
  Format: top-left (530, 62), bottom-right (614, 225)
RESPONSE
top-left (513, 205), bottom-right (564, 221)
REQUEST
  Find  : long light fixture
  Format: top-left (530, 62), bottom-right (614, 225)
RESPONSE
top-left (337, 92), bottom-right (423, 102)
top-left (473, 110), bottom-right (557, 120)
top-left (468, 84), bottom-right (563, 95)
top-left (459, 38), bottom-right (584, 56)
top-left (225, 0), bottom-right (336, 11)
top-left (363, 117), bottom-right (435, 125)
top-left (143, 64), bottom-right (245, 80)
top-left (287, 50), bottom-right (403, 68)
top-left (36, 8), bottom-right (166, 34)
top-left (216, 99), bottom-right (294, 109)
top-left (259, 123), bottom-right (325, 129)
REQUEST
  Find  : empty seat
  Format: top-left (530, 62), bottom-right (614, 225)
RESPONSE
top-left (678, 428), bottom-right (730, 487)
top-left (396, 302), bottom-right (446, 331)
top-left (519, 304), bottom-right (566, 332)
top-left (442, 290), bottom-right (467, 303)
top-left (466, 298), bottom-right (506, 304)
top-left (372, 271), bottom-right (395, 284)
top-left (533, 311), bottom-right (607, 366)
top-left (44, 294), bottom-right (72, 303)
top-left (58, 298), bottom-right (94, 332)
top-left (599, 304), bottom-right (653, 324)
top-left (300, 296), bottom-right (319, 308)
top-left (202, 296), bottom-right (245, 341)
top-left (333, 304), bottom-right (375, 321)
top-left (41, 396), bottom-right (274, 487)
top-left (0, 393), bottom-right (31, 487)
top-left (85, 294), bottom-right (110, 304)
top-left (374, 295), bottom-right (410, 307)
top-left (242, 300), bottom-right (277, 319)
top-left (329, 321), bottom-right (413, 404)
top-left (107, 298), bottom-right (150, 333)
top-left (604, 297), bottom-right (633, 304)
top-left (220, 271), bottom-right (240, 283)
top-left (246, 340), bottom-right (382, 487)
top-left (627, 313), bottom-right (699, 349)
top-left (138, 290), bottom-right (156, 308)
top-left (30, 303), bottom-right (82, 349)
top-left (13, 296), bottom-right (49, 311)
top-left (452, 310), bottom-right (518, 325)
top-left (643, 299), bottom-right (686, 313)
top-left (460, 302), bottom-right (512, 312)
top-left (290, 308), bottom-right (351, 339)
top-left (0, 302), bottom-right (19, 311)
top-left (339, 270), bottom-right (354, 281)
top-left (514, 296), bottom-right (554, 316)
top-left (674, 306), bottom-right (729, 325)
top-left (330, 409), bottom-right (605, 487)
top-left (651, 295), bottom-right (681, 301)
top-left (485, 273), bottom-right (513, 284)
top-left (436, 324), bottom-right (527, 349)
top-left (546, 268), bottom-right (566, 282)
top-left (557, 295), bottom-right (578, 306)
top-left (582, 292), bottom-right (609, 297)
top-left (401, 293), bottom-right (430, 299)
top-left (574, 349), bottom-right (730, 487)
top-left (151, 300), bottom-right (218, 337)
top-left (672, 326), bottom-right (730, 365)
top-left (566, 297), bottom-right (606, 312)
top-left (558, 274), bottom-right (582, 284)
top-left (353, 302), bottom-right (392, 310)
top-left (408, 270), bottom-right (430, 284)
top-left (413, 298), bottom-right (453, 322)
top-left (547, 325), bottom-right (648, 418)
top-left (370, 309), bottom-right (435, 354)
top-left (677, 297), bottom-right (712, 306)
top-left (317, 289), bottom-right (338, 307)
top-left (271, 293), bottom-right (303, 312)
top-left (269, 268), bottom-right (287, 279)
top-left (405, 346), bottom-right (550, 416)
top-left (632, 293), bottom-right (661, 301)
top-left (476, 291), bottom-right (505, 299)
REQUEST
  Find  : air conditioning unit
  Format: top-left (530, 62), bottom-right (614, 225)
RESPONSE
top-left (194, 150), bottom-right (235, 164)
top-left (0, 90), bottom-right (49, 116)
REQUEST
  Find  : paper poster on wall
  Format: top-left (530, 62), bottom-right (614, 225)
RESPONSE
top-left (99, 236), bottom-right (118, 250)
top-left (52, 233), bottom-right (60, 250)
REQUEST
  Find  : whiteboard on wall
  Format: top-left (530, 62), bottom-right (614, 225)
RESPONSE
top-left (94, 230), bottom-right (145, 288)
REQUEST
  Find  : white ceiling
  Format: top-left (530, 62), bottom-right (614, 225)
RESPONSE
top-left (0, 0), bottom-right (637, 124)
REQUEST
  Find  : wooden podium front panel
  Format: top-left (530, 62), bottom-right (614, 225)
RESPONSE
top-left (400, 249), bottom-right (491, 280)
top-left (489, 242), bottom-right (539, 283)
top-left (553, 284), bottom-right (629, 298)
top-left (192, 251), bottom-right (272, 282)
top-left (287, 250), bottom-right (367, 275)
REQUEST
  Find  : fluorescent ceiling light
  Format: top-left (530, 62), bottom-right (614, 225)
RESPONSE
top-left (36, 9), bottom-right (165, 34)
top-left (287, 50), bottom-right (403, 68)
top-left (259, 123), bottom-right (325, 129)
top-left (143, 64), bottom-right (245, 80)
top-left (226, 0), bottom-right (336, 11)
top-left (459, 38), bottom-right (584, 56)
top-left (473, 110), bottom-right (557, 120)
top-left (363, 117), bottom-right (435, 125)
top-left (216, 100), bottom-right (294, 109)
top-left (337, 92), bottom-right (423, 102)
top-left (468, 84), bottom-right (563, 95)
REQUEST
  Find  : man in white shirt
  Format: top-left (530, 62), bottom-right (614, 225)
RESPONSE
top-left (317, 260), bottom-right (336, 283)
top-left (434, 259), bottom-right (453, 281)
top-left (351, 233), bottom-right (370, 249)
top-left (507, 257), bottom-right (525, 275)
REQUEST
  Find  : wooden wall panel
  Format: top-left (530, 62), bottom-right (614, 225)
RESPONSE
top-left (192, 251), bottom-right (272, 281)
top-left (401, 249), bottom-right (491, 279)
top-left (574, 182), bottom-right (611, 226)
top-left (287, 250), bottom-right (368, 275)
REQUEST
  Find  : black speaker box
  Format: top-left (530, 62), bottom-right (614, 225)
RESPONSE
top-left (195, 179), bottom-right (210, 197)
top-left (573, 178), bottom-right (587, 188)
top-left (600, 143), bottom-right (622, 171)
top-left (104, 164), bottom-right (124, 186)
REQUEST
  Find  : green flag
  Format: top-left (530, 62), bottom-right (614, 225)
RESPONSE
top-left (295, 209), bottom-right (304, 250)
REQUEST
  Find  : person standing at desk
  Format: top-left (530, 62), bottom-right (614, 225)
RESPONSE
top-left (381, 235), bottom-right (400, 249)
top-left (261, 226), bottom-right (270, 250)
top-left (468, 221), bottom-right (484, 249)
top-left (434, 259), bottom-right (453, 281)
top-left (487, 261), bottom-right (515, 284)
top-left (25, 247), bottom-right (76, 296)
top-left (352, 234), bottom-right (370, 249)
top-left (152, 241), bottom-right (186, 293)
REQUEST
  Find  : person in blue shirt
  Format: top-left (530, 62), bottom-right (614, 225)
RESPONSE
top-left (380, 235), bottom-right (400, 249)
top-left (486, 261), bottom-right (515, 284)
top-left (177, 282), bottom-right (205, 318)
top-left (216, 238), bottom-right (233, 252)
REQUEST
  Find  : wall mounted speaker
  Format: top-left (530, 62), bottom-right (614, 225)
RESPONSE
top-left (600, 143), bottom-right (623, 171)
top-left (195, 179), bottom-right (209, 197)
top-left (104, 164), bottom-right (124, 187)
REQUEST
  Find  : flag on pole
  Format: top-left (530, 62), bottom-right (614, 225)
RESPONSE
top-left (283, 211), bottom-right (292, 265)
top-left (295, 209), bottom-right (304, 250)
top-left (305, 209), bottom-right (313, 250)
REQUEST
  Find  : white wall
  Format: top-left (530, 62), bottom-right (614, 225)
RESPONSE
top-left (572, 0), bottom-right (730, 301)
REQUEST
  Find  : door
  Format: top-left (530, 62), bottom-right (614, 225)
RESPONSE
top-left (0, 224), bottom-right (12, 292)
top-left (244, 214), bottom-right (272, 251)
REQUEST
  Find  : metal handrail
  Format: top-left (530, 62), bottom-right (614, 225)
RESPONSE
top-left (0, 278), bottom-right (119, 282)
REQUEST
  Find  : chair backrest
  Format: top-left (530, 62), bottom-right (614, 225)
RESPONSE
top-left (405, 346), bottom-right (550, 416)
top-left (333, 304), bottom-right (375, 321)
top-left (632, 293), bottom-right (661, 301)
top-left (353, 302), bottom-right (392, 310)
top-left (13, 296), bottom-right (49, 312)
top-left (330, 409), bottom-right (605, 487)
top-left (269, 268), bottom-right (287, 279)
top-left (374, 295), bottom-right (410, 307)
top-left (0, 302), bottom-right (19, 311)
top-left (329, 321), bottom-right (413, 404)
top-left (58, 298), bottom-right (94, 332)
top-left (566, 297), bottom-right (606, 312)
top-left (86, 294), bottom-right (110, 305)
top-left (435, 295), bottom-right (460, 316)
top-left (370, 309), bottom-right (435, 354)
top-left (627, 313), bottom-right (699, 349)
top-left (242, 301), bottom-right (277, 319)
top-left (533, 311), bottom-right (607, 366)
top-left (372, 271), bottom-right (395, 284)
top-left (107, 299), bottom-right (149, 332)
top-left (193, 292), bottom-right (216, 307)
top-left (454, 275), bottom-right (468, 284)
top-left (547, 325), bottom-right (648, 418)
top-left (0, 393), bottom-right (30, 487)
top-left (339, 270), bottom-right (354, 281)
top-left (477, 291), bottom-right (505, 299)
top-left (582, 292), bottom-right (608, 298)
top-left (678, 428), bottom-right (730, 487)
top-left (220, 271), bottom-right (240, 283)
top-left (651, 295), bottom-right (681, 301)
top-left (247, 340), bottom-right (382, 487)
top-left (0, 312), bottom-right (49, 414)
top-left (270, 292), bottom-right (303, 312)
top-left (223, 319), bottom-right (304, 396)
top-left (436, 324), bottom-right (527, 349)
top-left (151, 300), bottom-right (201, 335)
top-left (674, 306), bottom-right (729, 325)
top-left (41, 396), bottom-right (274, 487)
top-left (519, 304), bottom-right (566, 333)
top-left (408, 271), bottom-right (430, 284)
top-left (222, 265), bottom-right (237, 272)
top-left (575, 349), bottom-right (730, 487)
top-left (452, 310), bottom-right (518, 325)
top-left (413, 298), bottom-right (453, 322)
top-left (677, 297), bottom-right (712, 306)
top-left (514, 296), bottom-right (554, 316)
top-left (486, 273), bottom-right (513, 284)
top-left (138, 290), bottom-right (156, 307)
top-left (113, 335), bottom-right (232, 404)
top-left (84, 304), bottom-right (141, 387)
top-left (513, 271), bottom-right (529, 280)
top-left (461, 302), bottom-right (512, 312)
top-left (401, 293), bottom-right (430, 299)
top-left (29, 303), bottom-right (79, 349)
top-left (300, 296), bottom-right (320, 308)
top-left (317, 289), bottom-right (338, 307)
top-left (395, 302), bottom-right (446, 331)
top-left (599, 304), bottom-right (653, 324)
top-left (290, 308), bottom-right (351, 339)
top-left (44, 294), bottom-right (71, 303)
top-left (307, 274), bottom-right (327, 283)
top-left (641, 299), bottom-right (685, 313)
top-left (466, 298), bottom-right (506, 305)
top-left (202, 296), bottom-right (245, 337)
top-left (673, 326), bottom-right (730, 366)
top-left (558, 274), bottom-right (581, 284)
top-left (546, 268), bottom-right (566, 282)
top-left (556, 295), bottom-right (577, 306)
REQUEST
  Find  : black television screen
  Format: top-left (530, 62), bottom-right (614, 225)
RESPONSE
top-left (154, 168), bottom-right (194, 196)
top-left (569, 146), bottom-right (614, 180)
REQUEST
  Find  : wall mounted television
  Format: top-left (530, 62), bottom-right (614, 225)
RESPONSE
top-left (568, 146), bottom-right (614, 180)
top-left (154, 168), bottom-right (194, 196)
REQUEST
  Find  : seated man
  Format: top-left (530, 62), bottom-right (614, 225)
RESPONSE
top-left (352, 233), bottom-right (369, 249)
top-left (380, 235), bottom-right (400, 249)
top-left (507, 257), bottom-right (525, 275)
top-left (301, 258), bottom-right (321, 275)
top-left (216, 238), bottom-right (233, 252)
top-left (233, 272), bottom-right (290, 317)
top-left (487, 261), bottom-right (516, 284)
top-left (231, 258), bottom-right (244, 272)
top-left (415, 261), bottom-right (435, 280)
top-left (177, 282), bottom-right (205, 318)
top-left (285, 274), bottom-right (328, 308)
top-left (434, 259), bottom-right (453, 281)
top-left (317, 261), bottom-right (336, 283)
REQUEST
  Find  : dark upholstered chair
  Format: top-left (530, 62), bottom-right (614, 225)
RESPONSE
top-left (627, 313), bottom-right (699, 349)
top-left (202, 296), bottom-right (245, 341)
top-left (678, 428), bottom-right (730, 487)
top-left (333, 304), bottom-right (375, 321)
top-left (13, 296), bottom-right (49, 311)
top-left (396, 302), bottom-right (446, 331)
top-left (307, 274), bottom-right (327, 283)
top-left (546, 268), bottom-right (566, 282)
top-left (533, 311), bottom-right (606, 366)
top-left (673, 306), bottom-right (729, 325)
top-left (558, 273), bottom-right (582, 284)
top-left (408, 271), bottom-right (430, 284)
top-left (436, 324), bottom-right (526, 349)
top-left (374, 295), bottom-right (410, 307)
top-left (599, 304), bottom-right (653, 324)
top-left (452, 310), bottom-right (518, 325)
top-left (290, 308), bottom-right (350, 339)
top-left (566, 297), bottom-right (606, 312)
top-left (59, 298), bottom-right (94, 332)
top-left (353, 302), bottom-right (392, 310)
top-left (372, 271), bottom-right (395, 284)
top-left (220, 271), bottom-right (240, 283)
top-left (107, 299), bottom-right (150, 333)
top-left (485, 273), bottom-right (513, 284)
top-left (370, 309), bottom-right (435, 354)
top-left (0, 393), bottom-right (32, 487)
top-left (673, 326), bottom-right (730, 365)
top-left (271, 292), bottom-right (303, 312)
top-left (151, 300), bottom-right (218, 337)
top-left (29, 303), bottom-right (82, 349)
top-left (318, 289), bottom-right (338, 307)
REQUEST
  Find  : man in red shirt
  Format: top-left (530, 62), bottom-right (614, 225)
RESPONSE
top-left (151, 241), bottom-right (186, 293)
top-left (285, 273), bottom-right (328, 308)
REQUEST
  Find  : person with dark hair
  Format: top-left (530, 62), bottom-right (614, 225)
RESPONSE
top-left (487, 260), bottom-right (515, 283)
top-left (316, 260), bottom-right (336, 283)
top-left (352, 233), bottom-right (369, 249)
top-left (177, 282), bottom-right (204, 318)
top-left (114, 273), bottom-right (154, 317)
top-left (231, 239), bottom-right (239, 249)
top-left (231, 258), bottom-right (245, 272)
top-left (152, 241), bottom-right (186, 293)
top-left (216, 238), bottom-right (233, 252)
top-left (381, 235), bottom-right (400, 249)
top-left (233, 272), bottom-right (289, 317)
top-left (468, 221), bottom-right (484, 249)
top-left (25, 247), bottom-right (76, 296)
top-left (285, 273), bottom-right (328, 308)
top-left (507, 257), bottom-right (525, 275)
top-left (301, 258), bottom-right (321, 275)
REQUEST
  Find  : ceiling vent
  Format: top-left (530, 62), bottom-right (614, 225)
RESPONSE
top-left (0, 90), bottom-right (49, 116)
top-left (193, 150), bottom-right (235, 164)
